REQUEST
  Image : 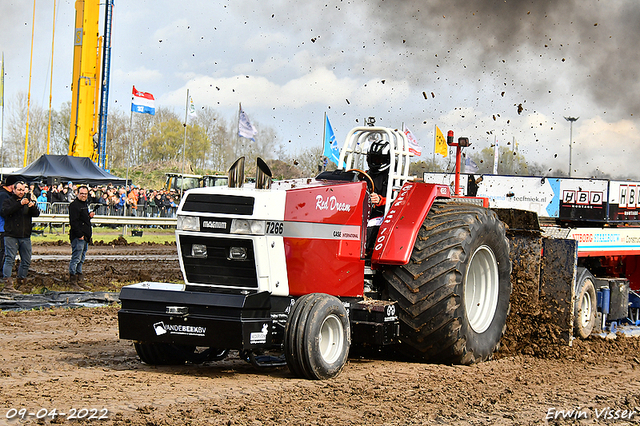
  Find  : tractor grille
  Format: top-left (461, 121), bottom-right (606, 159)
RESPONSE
top-left (182, 193), bottom-right (255, 215)
top-left (180, 235), bottom-right (258, 288)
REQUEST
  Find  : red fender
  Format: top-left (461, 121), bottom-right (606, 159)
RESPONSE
top-left (371, 182), bottom-right (450, 266)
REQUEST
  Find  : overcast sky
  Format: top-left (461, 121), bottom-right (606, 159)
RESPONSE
top-left (1, 0), bottom-right (639, 178)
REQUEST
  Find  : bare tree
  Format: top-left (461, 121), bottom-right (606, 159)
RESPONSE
top-left (193, 107), bottom-right (231, 172)
top-left (289, 146), bottom-right (324, 177)
top-left (4, 92), bottom-right (48, 167)
top-left (49, 101), bottom-right (71, 155)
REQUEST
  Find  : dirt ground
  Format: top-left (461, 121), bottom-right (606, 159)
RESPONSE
top-left (1, 242), bottom-right (640, 425)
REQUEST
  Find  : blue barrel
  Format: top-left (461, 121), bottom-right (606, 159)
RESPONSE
top-left (601, 286), bottom-right (610, 315)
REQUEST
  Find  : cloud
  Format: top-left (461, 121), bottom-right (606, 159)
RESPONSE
top-left (572, 116), bottom-right (639, 176)
top-left (113, 67), bottom-right (163, 87)
top-left (162, 67), bottom-right (360, 108)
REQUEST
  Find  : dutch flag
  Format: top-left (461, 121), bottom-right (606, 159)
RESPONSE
top-left (131, 86), bottom-right (155, 115)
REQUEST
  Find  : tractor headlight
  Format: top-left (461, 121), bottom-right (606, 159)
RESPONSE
top-left (191, 244), bottom-right (207, 258)
top-left (230, 219), bottom-right (265, 235)
top-left (177, 215), bottom-right (200, 231)
top-left (228, 246), bottom-right (248, 260)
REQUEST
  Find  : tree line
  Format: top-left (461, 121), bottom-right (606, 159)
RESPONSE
top-left (2, 92), bottom-right (324, 179)
top-left (3, 92), bottom-right (615, 180)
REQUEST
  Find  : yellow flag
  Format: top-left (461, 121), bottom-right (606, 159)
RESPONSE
top-left (435, 126), bottom-right (447, 157)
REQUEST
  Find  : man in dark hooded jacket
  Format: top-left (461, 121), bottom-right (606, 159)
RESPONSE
top-left (1, 181), bottom-right (39, 293)
top-left (0, 175), bottom-right (17, 282)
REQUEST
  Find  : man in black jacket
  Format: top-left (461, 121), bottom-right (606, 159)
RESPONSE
top-left (1, 181), bottom-right (39, 293)
top-left (0, 175), bottom-right (17, 283)
top-left (68, 185), bottom-right (94, 290)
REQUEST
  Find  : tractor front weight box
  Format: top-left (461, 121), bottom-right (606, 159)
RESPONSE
top-left (118, 283), bottom-right (275, 350)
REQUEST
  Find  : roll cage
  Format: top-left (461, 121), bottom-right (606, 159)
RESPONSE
top-left (337, 126), bottom-right (416, 216)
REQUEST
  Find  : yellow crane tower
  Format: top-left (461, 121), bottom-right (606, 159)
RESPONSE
top-left (68, 0), bottom-right (101, 160)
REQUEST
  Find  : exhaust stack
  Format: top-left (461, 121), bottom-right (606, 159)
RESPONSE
top-left (256, 157), bottom-right (272, 189)
top-left (228, 157), bottom-right (245, 188)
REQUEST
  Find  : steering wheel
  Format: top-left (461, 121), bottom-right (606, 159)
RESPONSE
top-left (346, 169), bottom-right (375, 193)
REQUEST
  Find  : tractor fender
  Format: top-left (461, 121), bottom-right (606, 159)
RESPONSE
top-left (371, 182), bottom-right (450, 266)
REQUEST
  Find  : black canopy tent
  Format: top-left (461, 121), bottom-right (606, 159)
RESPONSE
top-left (6, 155), bottom-right (127, 186)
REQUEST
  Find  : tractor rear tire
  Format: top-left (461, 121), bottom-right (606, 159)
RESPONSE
top-left (383, 203), bottom-right (512, 364)
top-left (284, 293), bottom-right (350, 380)
top-left (574, 267), bottom-right (597, 338)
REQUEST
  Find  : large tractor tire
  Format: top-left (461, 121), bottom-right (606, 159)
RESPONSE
top-left (383, 203), bottom-right (512, 364)
top-left (574, 267), bottom-right (597, 338)
top-left (284, 293), bottom-right (350, 380)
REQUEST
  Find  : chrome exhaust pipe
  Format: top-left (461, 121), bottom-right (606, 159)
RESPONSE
top-left (228, 157), bottom-right (245, 188)
top-left (256, 157), bottom-right (272, 190)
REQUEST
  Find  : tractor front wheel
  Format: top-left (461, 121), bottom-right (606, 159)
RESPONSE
top-left (383, 203), bottom-right (512, 364)
top-left (284, 293), bottom-right (350, 380)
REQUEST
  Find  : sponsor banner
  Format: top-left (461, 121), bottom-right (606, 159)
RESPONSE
top-left (422, 173), bottom-right (618, 221)
top-left (609, 181), bottom-right (640, 221)
top-left (567, 228), bottom-right (640, 256)
top-left (558, 178), bottom-right (607, 222)
top-left (423, 173), bottom-right (559, 218)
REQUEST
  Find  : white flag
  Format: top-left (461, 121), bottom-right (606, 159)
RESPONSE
top-left (403, 126), bottom-right (422, 156)
top-left (464, 156), bottom-right (479, 173)
top-left (238, 107), bottom-right (258, 141)
top-left (188, 96), bottom-right (197, 119)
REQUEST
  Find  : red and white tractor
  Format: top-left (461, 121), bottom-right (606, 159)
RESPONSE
top-left (118, 125), bottom-right (513, 379)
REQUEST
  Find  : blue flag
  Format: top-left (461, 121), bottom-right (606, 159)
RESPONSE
top-left (323, 115), bottom-right (341, 167)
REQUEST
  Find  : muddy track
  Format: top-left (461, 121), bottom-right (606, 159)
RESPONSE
top-left (23, 243), bottom-right (182, 293)
top-left (0, 243), bottom-right (639, 424)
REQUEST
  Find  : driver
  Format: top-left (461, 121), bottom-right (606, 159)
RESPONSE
top-left (366, 139), bottom-right (390, 218)
top-left (364, 140), bottom-right (391, 256)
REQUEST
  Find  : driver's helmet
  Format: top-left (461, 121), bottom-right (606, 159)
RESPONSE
top-left (367, 140), bottom-right (390, 173)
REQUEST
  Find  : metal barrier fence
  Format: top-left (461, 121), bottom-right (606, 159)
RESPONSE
top-left (37, 202), bottom-right (178, 218)
top-left (33, 214), bottom-right (177, 235)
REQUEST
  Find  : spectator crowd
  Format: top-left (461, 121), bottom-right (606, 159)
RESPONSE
top-left (28, 182), bottom-right (181, 217)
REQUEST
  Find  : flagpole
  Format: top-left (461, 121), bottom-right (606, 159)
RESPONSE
top-left (237, 102), bottom-right (241, 157)
top-left (46, 0), bottom-right (57, 154)
top-left (1, 52), bottom-right (5, 183)
top-left (126, 109), bottom-right (132, 186)
top-left (433, 125), bottom-right (436, 172)
top-left (24, 0), bottom-right (37, 167)
top-left (181, 89), bottom-right (189, 195)
top-left (322, 112), bottom-right (327, 171)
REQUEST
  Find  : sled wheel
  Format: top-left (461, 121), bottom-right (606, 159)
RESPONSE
top-left (383, 203), bottom-right (512, 364)
top-left (134, 342), bottom-right (189, 365)
top-left (574, 267), bottom-right (597, 338)
top-left (285, 293), bottom-right (350, 379)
